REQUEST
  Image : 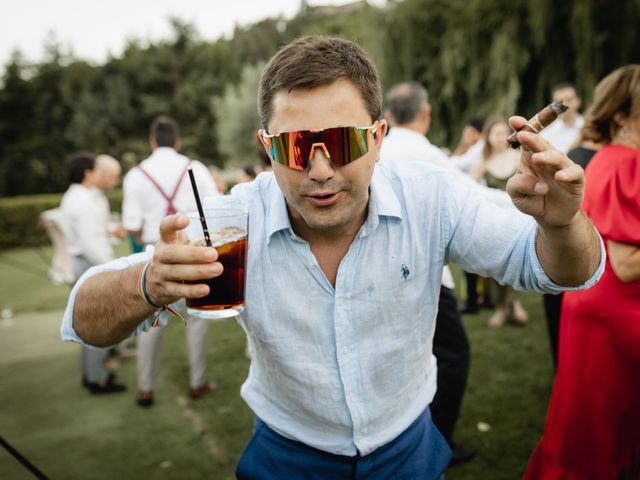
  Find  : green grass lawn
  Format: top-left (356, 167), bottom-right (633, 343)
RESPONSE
top-left (0, 246), bottom-right (555, 479)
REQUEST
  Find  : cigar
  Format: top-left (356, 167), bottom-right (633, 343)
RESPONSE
top-left (507, 101), bottom-right (568, 149)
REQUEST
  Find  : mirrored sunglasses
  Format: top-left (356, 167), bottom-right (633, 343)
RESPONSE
top-left (259, 123), bottom-right (378, 171)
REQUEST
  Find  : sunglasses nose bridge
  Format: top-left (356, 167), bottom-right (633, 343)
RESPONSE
top-left (308, 142), bottom-right (331, 161)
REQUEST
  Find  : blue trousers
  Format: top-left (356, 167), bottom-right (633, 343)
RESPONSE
top-left (236, 408), bottom-right (452, 479)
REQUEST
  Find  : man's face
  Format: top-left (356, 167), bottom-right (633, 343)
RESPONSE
top-left (96, 169), bottom-right (121, 191)
top-left (553, 87), bottom-right (581, 115)
top-left (265, 79), bottom-right (385, 237)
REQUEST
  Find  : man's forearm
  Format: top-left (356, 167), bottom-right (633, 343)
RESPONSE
top-left (73, 264), bottom-right (156, 347)
top-left (536, 211), bottom-right (602, 286)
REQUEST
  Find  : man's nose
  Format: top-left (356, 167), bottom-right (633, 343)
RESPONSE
top-left (307, 145), bottom-right (335, 183)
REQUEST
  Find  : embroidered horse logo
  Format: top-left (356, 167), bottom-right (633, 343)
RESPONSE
top-left (401, 264), bottom-right (410, 280)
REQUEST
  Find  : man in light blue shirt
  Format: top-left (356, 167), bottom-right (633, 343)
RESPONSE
top-left (62, 36), bottom-right (604, 479)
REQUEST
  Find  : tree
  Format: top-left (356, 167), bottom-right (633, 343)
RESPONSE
top-left (214, 62), bottom-right (265, 167)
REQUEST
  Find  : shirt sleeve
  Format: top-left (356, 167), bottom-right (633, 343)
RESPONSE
top-left (70, 201), bottom-right (113, 265)
top-left (122, 170), bottom-right (144, 232)
top-left (443, 170), bottom-right (605, 293)
top-left (192, 161), bottom-right (221, 198)
top-left (60, 248), bottom-right (173, 347)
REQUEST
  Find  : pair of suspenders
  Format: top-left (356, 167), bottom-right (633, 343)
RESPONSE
top-left (136, 160), bottom-right (192, 215)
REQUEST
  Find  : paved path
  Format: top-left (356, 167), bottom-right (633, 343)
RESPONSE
top-left (0, 309), bottom-right (75, 366)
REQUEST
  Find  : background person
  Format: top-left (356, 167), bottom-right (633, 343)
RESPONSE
top-left (526, 64), bottom-right (640, 480)
top-left (539, 82), bottom-right (585, 363)
top-left (380, 80), bottom-right (476, 466)
top-left (60, 152), bottom-right (126, 394)
top-left (450, 115), bottom-right (486, 174)
top-left (449, 115), bottom-right (487, 315)
top-left (543, 126), bottom-right (602, 369)
top-left (62, 36), bottom-right (603, 479)
top-left (540, 82), bottom-right (584, 153)
top-left (471, 116), bottom-right (530, 328)
top-left (122, 115), bottom-right (221, 407)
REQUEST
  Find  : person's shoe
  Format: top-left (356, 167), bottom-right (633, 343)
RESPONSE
top-left (459, 302), bottom-right (479, 315)
top-left (448, 444), bottom-right (478, 467)
top-left (88, 378), bottom-right (127, 395)
top-left (190, 381), bottom-right (218, 399)
top-left (137, 390), bottom-right (154, 407)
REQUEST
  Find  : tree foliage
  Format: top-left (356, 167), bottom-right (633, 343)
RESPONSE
top-left (0, 0), bottom-right (638, 196)
top-left (214, 62), bottom-right (266, 168)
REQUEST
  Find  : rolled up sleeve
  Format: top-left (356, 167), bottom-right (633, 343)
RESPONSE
top-left (60, 249), bottom-right (168, 346)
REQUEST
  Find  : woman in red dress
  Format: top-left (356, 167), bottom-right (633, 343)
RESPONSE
top-left (526, 65), bottom-right (640, 479)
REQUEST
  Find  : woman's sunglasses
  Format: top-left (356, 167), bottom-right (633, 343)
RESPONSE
top-left (259, 123), bottom-right (378, 171)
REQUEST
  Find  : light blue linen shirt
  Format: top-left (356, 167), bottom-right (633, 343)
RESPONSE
top-left (61, 160), bottom-right (604, 457)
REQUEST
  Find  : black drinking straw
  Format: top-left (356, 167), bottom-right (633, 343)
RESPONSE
top-left (187, 168), bottom-right (212, 247)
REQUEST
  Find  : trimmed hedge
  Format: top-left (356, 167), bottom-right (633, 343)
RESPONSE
top-left (0, 190), bottom-right (123, 250)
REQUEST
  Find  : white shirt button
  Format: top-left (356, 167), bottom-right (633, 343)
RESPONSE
top-left (341, 346), bottom-right (349, 354)
top-left (349, 393), bottom-right (357, 402)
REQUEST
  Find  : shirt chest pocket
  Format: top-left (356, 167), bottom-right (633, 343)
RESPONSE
top-left (352, 262), bottom-right (436, 337)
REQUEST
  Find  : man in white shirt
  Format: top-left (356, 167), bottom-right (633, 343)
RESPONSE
top-left (380, 81), bottom-right (476, 466)
top-left (540, 83), bottom-right (584, 153)
top-left (62, 36), bottom-right (604, 478)
top-left (122, 116), bottom-right (221, 407)
top-left (61, 152), bottom-right (126, 394)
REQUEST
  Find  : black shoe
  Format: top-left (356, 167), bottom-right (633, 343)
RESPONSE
top-left (87, 379), bottom-right (127, 395)
top-left (448, 444), bottom-right (477, 467)
top-left (459, 302), bottom-right (479, 315)
top-left (83, 373), bottom-right (115, 389)
top-left (136, 390), bottom-right (154, 408)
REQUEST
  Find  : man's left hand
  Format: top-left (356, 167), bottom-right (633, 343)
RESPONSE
top-left (506, 115), bottom-right (585, 228)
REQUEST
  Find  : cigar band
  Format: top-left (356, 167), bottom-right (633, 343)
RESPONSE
top-left (529, 114), bottom-right (543, 133)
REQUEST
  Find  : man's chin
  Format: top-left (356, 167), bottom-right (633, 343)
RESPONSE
top-left (296, 207), bottom-right (347, 233)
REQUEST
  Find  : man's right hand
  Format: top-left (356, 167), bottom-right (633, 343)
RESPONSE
top-left (144, 214), bottom-right (223, 306)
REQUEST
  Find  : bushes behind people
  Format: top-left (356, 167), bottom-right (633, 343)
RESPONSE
top-left (0, 191), bottom-right (122, 250)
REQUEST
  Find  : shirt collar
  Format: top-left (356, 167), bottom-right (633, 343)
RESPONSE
top-left (150, 146), bottom-right (179, 159)
top-left (265, 166), bottom-right (403, 243)
top-left (361, 166), bottom-right (402, 236)
top-left (266, 179), bottom-right (294, 243)
top-left (387, 126), bottom-right (433, 146)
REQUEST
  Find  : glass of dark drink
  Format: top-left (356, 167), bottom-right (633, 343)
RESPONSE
top-left (184, 208), bottom-right (248, 319)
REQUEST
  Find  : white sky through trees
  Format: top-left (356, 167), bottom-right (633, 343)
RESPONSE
top-left (1, 0), bottom-right (368, 67)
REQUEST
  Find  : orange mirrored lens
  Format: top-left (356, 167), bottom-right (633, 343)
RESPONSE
top-left (261, 125), bottom-right (375, 171)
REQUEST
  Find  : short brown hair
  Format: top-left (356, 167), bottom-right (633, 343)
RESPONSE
top-left (150, 115), bottom-right (179, 147)
top-left (386, 81), bottom-right (429, 125)
top-left (581, 65), bottom-right (640, 143)
top-left (258, 36), bottom-right (382, 129)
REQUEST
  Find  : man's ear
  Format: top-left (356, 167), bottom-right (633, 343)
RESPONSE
top-left (422, 103), bottom-right (431, 122)
top-left (258, 131), bottom-right (272, 157)
top-left (384, 110), bottom-right (394, 127)
top-left (374, 119), bottom-right (388, 156)
top-left (613, 111), bottom-right (627, 127)
top-left (174, 138), bottom-right (182, 152)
